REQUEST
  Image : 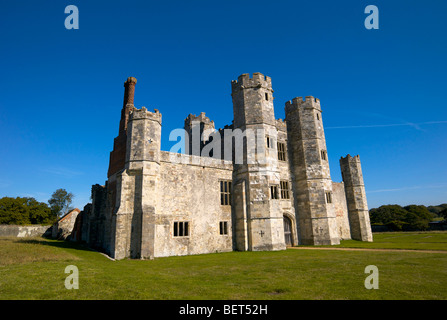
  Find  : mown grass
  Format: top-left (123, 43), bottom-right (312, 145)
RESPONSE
top-left (0, 233), bottom-right (446, 300)
top-left (0, 238), bottom-right (80, 266)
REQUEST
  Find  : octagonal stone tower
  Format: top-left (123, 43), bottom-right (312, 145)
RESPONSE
top-left (231, 73), bottom-right (286, 252)
top-left (340, 154), bottom-right (373, 242)
top-left (285, 97), bottom-right (340, 245)
top-left (111, 106), bottom-right (162, 260)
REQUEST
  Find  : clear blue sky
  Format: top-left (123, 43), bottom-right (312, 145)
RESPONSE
top-left (0, 0), bottom-right (446, 210)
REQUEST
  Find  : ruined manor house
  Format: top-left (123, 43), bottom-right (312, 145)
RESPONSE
top-left (74, 73), bottom-right (373, 259)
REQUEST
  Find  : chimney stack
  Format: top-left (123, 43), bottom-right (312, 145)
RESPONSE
top-left (119, 77), bottom-right (137, 133)
top-left (123, 77), bottom-right (137, 107)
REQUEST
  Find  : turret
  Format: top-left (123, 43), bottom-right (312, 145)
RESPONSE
top-left (231, 73), bottom-right (286, 252)
top-left (111, 106), bottom-right (162, 260)
top-left (184, 112), bottom-right (215, 156)
top-left (340, 154), bottom-right (373, 242)
top-left (231, 73), bottom-right (275, 129)
top-left (126, 107), bottom-right (162, 166)
top-left (285, 97), bottom-right (339, 245)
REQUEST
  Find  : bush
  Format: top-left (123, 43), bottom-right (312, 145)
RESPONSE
top-left (403, 205), bottom-right (433, 230)
top-left (439, 208), bottom-right (447, 220)
top-left (0, 197), bottom-right (57, 225)
top-left (369, 205), bottom-right (408, 225)
top-left (369, 204), bottom-right (439, 231)
top-left (385, 220), bottom-right (408, 231)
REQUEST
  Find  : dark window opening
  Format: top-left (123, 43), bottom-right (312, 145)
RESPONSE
top-left (220, 180), bottom-right (232, 205)
top-left (280, 181), bottom-right (290, 199)
top-left (325, 192), bottom-right (332, 204)
top-left (173, 221), bottom-right (189, 237)
top-left (277, 142), bottom-right (286, 161)
top-left (271, 185), bottom-right (279, 199)
top-left (219, 221), bottom-right (228, 235)
top-left (266, 136), bottom-right (274, 149)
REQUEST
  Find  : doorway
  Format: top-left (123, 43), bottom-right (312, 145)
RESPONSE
top-left (283, 216), bottom-right (292, 246)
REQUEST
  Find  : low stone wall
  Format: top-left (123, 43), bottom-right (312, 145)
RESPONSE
top-left (0, 225), bottom-right (52, 237)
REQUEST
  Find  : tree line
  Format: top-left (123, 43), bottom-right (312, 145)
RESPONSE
top-left (369, 204), bottom-right (447, 231)
top-left (0, 189), bottom-right (74, 225)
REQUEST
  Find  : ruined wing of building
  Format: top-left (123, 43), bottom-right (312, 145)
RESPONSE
top-left (73, 73), bottom-right (373, 260)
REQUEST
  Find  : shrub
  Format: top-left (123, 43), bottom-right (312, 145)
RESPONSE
top-left (0, 197), bottom-right (56, 225)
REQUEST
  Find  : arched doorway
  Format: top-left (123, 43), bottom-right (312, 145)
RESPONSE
top-left (283, 216), bottom-right (293, 247)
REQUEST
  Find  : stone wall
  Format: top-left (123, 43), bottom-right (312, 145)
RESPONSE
top-left (0, 225), bottom-right (52, 237)
top-left (154, 151), bottom-right (234, 257)
top-left (52, 209), bottom-right (81, 240)
top-left (332, 182), bottom-right (351, 240)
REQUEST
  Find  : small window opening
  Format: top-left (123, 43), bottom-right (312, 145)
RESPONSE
top-left (266, 136), bottom-right (274, 149)
top-left (325, 192), bottom-right (332, 204)
top-left (271, 185), bottom-right (279, 199)
top-left (277, 142), bottom-right (286, 161)
top-left (280, 181), bottom-right (290, 199)
top-left (219, 221), bottom-right (228, 235)
top-left (173, 221), bottom-right (189, 237)
top-left (220, 181), bottom-right (232, 205)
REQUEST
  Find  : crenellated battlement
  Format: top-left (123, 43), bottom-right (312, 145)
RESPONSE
top-left (285, 96), bottom-right (321, 114)
top-left (275, 118), bottom-right (287, 132)
top-left (231, 72), bottom-right (273, 92)
top-left (340, 154), bottom-right (364, 187)
top-left (129, 106), bottom-right (162, 124)
top-left (340, 154), bottom-right (361, 163)
top-left (184, 112), bottom-right (215, 127)
top-left (217, 123), bottom-right (234, 134)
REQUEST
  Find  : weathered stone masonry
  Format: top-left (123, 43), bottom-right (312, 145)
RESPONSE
top-left (78, 73), bottom-right (373, 259)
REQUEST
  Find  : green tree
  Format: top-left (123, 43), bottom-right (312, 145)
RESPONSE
top-left (439, 208), bottom-right (447, 220)
top-left (0, 197), bottom-right (56, 225)
top-left (48, 189), bottom-right (74, 218)
top-left (403, 205), bottom-right (433, 230)
top-left (369, 205), bottom-right (408, 230)
top-left (27, 198), bottom-right (57, 224)
top-left (0, 197), bottom-right (29, 224)
top-left (427, 204), bottom-right (447, 217)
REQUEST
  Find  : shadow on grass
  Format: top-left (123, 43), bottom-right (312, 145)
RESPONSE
top-left (14, 237), bottom-right (96, 253)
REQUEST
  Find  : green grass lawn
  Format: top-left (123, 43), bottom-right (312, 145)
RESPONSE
top-left (0, 232), bottom-right (446, 300)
